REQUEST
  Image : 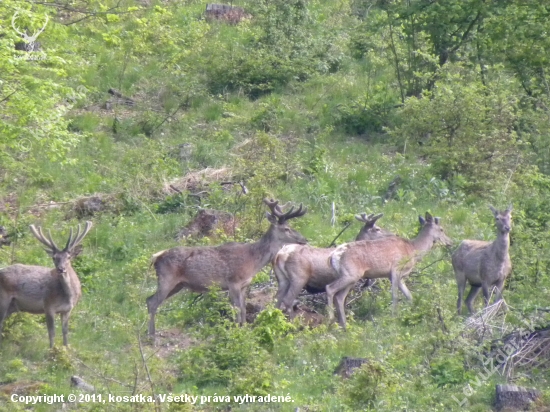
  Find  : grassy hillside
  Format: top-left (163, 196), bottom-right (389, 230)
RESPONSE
top-left (1, 0), bottom-right (550, 410)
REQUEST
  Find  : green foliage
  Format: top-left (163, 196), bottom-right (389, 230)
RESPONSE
top-left (389, 64), bottom-right (521, 195)
top-left (253, 307), bottom-right (296, 351)
top-left (337, 360), bottom-right (398, 410)
top-left (177, 290), bottom-right (276, 393)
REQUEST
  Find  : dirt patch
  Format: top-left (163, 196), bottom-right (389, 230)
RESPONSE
top-left (0, 193), bottom-right (18, 216)
top-left (245, 286), bottom-right (276, 323)
top-left (165, 167), bottom-right (232, 194)
top-left (153, 328), bottom-right (195, 360)
top-left (177, 209), bottom-right (238, 240)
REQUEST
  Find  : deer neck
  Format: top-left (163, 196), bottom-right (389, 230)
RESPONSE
top-left (491, 230), bottom-right (510, 260)
top-left (58, 266), bottom-right (82, 304)
top-left (250, 226), bottom-right (285, 270)
top-left (411, 227), bottom-right (435, 253)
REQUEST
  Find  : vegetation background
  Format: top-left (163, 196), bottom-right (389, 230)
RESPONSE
top-left (1, 0), bottom-right (550, 410)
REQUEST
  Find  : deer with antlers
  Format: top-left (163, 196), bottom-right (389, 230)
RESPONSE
top-left (0, 221), bottom-right (93, 348)
top-left (273, 213), bottom-right (392, 317)
top-left (327, 213), bottom-right (452, 328)
top-left (147, 199), bottom-right (307, 339)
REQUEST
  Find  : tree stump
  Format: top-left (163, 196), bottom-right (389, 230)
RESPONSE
top-left (334, 357), bottom-right (369, 379)
top-left (495, 384), bottom-right (541, 411)
top-left (0, 226), bottom-right (10, 248)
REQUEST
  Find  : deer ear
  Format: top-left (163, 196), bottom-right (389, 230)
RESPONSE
top-left (425, 212), bottom-right (434, 222)
top-left (418, 215), bottom-right (426, 225)
top-left (434, 217), bottom-right (441, 225)
top-left (44, 248), bottom-right (55, 257)
top-left (506, 204), bottom-right (513, 213)
top-left (489, 205), bottom-right (498, 217)
top-left (71, 244), bottom-right (83, 258)
top-left (265, 212), bottom-right (278, 224)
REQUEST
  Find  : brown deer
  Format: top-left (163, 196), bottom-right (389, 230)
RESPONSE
top-left (327, 213), bottom-right (452, 328)
top-left (147, 199), bottom-right (307, 338)
top-left (273, 213), bottom-right (392, 317)
top-left (0, 221), bottom-right (93, 347)
top-left (453, 206), bottom-right (512, 314)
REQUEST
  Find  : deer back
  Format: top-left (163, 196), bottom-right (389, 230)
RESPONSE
top-left (331, 236), bottom-right (416, 280)
top-left (153, 199), bottom-right (307, 292)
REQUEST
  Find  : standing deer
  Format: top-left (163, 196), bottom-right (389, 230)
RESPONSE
top-left (0, 221), bottom-right (93, 348)
top-left (273, 213), bottom-right (392, 317)
top-left (147, 199), bottom-right (307, 339)
top-left (453, 206), bottom-right (512, 315)
top-left (327, 212), bottom-right (452, 328)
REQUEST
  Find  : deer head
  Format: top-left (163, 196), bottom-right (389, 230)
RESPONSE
top-left (29, 221), bottom-right (93, 274)
top-left (418, 212), bottom-right (453, 247)
top-left (264, 198), bottom-right (307, 245)
top-left (489, 205), bottom-right (512, 234)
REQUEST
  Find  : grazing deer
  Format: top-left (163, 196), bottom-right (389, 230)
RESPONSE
top-left (327, 213), bottom-right (452, 328)
top-left (147, 199), bottom-right (307, 338)
top-left (273, 213), bottom-right (392, 316)
top-left (453, 206), bottom-right (512, 315)
top-left (0, 222), bottom-right (93, 347)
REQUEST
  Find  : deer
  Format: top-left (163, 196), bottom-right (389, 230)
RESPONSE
top-left (327, 212), bottom-right (452, 328)
top-left (0, 221), bottom-right (93, 348)
top-left (452, 205), bottom-right (512, 315)
top-left (146, 199), bottom-right (307, 339)
top-left (273, 213), bottom-right (392, 317)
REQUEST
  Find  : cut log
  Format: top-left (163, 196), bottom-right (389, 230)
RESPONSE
top-left (70, 376), bottom-right (95, 393)
top-left (495, 384), bottom-right (541, 411)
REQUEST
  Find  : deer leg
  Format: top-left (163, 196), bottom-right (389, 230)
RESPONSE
top-left (273, 264), bottom-right (290, 310)
top-left (465, 285), bottom-right (482, 314)
top-left (281, 279), bottom-right (308, 319)
top-left (397, 279), bottom-right (413, 301)
top-left (334, 283), bottom-right (355, 330)
top-left (61, 312), bottom-right (71, 346)
top-left (455, 273), bottom-right (467, 315)
top-left (494, 279), bottom-right (505, 302)
top-left (0, 298), bottom-right (11, 345)
top-left (390, 268), bottom-right (399, 315)
top-left (228, 285), bottom-right (244, 325)
top-left (326, 276), bottom-right (355, 325)
top-left (146, 279), bottom-right (182, 338)
top-left (239, 285), bottom-right (248, 325)
top-left (481, 283), bottom-right (491, 308)
top-left (45, 312), bottom-right (56, 348)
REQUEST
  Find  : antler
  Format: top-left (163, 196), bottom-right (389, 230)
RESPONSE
top-left (65, 221), bottom-right (93, 251)
top-left (29, 225), bottom-right (61, 253)
top-left (11, 12), bottom-right (26, 38)
top-left (355, 213), bottom-right (384, 226)
top-left (29, 221), bottom-right (92, 253)
top-left (263, 198), bottom-right (307, 223)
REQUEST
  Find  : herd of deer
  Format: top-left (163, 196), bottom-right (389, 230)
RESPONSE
top-left (0, 199), bottom-right (512, 347)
